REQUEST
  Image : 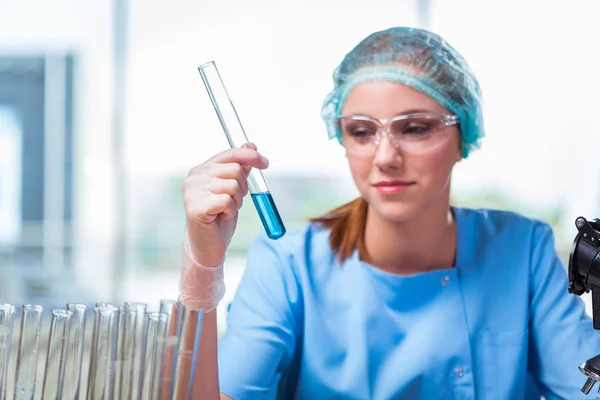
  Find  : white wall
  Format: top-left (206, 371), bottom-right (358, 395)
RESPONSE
top-left (0, 0), bottom-right (116, 298)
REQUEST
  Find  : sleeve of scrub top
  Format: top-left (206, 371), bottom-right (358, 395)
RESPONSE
top-left (218, 232), bottom-right (303, 400)
top-left (527, 222), bottom-right (600, 399)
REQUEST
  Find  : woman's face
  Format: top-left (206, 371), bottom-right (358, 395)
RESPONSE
top-left (341, 81), bottom-right (462, 223)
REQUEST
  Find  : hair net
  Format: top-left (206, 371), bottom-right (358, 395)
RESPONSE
top-left (321, 26), bottom-right (484, 158)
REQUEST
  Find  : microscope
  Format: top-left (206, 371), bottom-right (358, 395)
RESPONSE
top-left (568, 216), bottom-right (600, 394)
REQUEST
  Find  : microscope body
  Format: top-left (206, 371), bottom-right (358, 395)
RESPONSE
top-left (568, 217), bottom-right (600, 394)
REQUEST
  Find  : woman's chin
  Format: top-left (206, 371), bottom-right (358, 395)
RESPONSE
top-left (369, 202), bottom-right (421, 224)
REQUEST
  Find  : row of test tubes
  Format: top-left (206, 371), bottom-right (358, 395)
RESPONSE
top-left (0, 300), bottom-right (203, 400)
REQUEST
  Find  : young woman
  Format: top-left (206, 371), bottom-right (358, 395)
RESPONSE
top-left (179, 27), bottom-right (600, 399)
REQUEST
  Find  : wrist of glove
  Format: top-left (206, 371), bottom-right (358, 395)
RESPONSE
top-left (178, 226), bottom-right (226, 313)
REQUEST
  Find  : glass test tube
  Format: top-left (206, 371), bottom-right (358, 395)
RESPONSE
top-left (130, 303), bottom-right (147, 400)
top-left (118, 304), bottom-right (135, 399)
top-left (198, 61), bottom-right (286, 240)
top-left (14, 304), bottom-right (44, 400)
top-left (118, 302), bottom-right (146, 400)
top-left (86, 305), bottom-right (118, 400)
top-left (172, 306), bottom-right (202, 400)
top-left (0, 304), bottom-right (15, 400)
top-left (139, 312), bottom-right (163, 400)
top-left (159, 301), bottom-right (181, 400)
top-left (63, 303), bottom-right (87, 400)
top-left (112, 306), bottom-right (126, 398)
top-left (149, 312), bottom-right (168, 400)
top-left (41, 309), bottom-right (73, 400)
top-left (187, 311), bottom-right (203, 399)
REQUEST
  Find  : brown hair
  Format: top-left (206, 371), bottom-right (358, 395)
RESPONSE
top-left (309, 197), bottom-right (369, 263)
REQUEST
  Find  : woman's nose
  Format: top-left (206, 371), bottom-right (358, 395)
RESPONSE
top-left (373, 133), bottom-right (403, 169)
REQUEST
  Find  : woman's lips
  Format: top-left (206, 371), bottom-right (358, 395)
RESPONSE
top-left (372, 180), bottom-right (415, 194)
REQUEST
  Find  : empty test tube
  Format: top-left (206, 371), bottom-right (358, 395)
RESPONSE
top-left (14, 304), bottom-right (44, 400)
top-left (187, 311), bottom-right (203, 399)
top-left (158, 300), bottom-right (176, 322)
top-left (41, 309), bottom-right (72, 400)
top-left (140, 312), bottom-right (158, 400)
top-left (118, 302), bottom-right (146, 400)
top-left (63, 303), bottom-right (87, 400)
top-left (149, 312), bottom-right (169, 400)
top-left (131, 303), bottom-right (147, 400)
top-left (139, 312), bottom-right (167, 400)
top-left (87, 305), bottom-right (118, 400)
top-left (172, 306), bottom-right (203, 400)
top-left (198, 61), bottom-right (286, 240)
top-left (159, 301), bottom-right (182, 400)
top-left (0, 304), bottom-right (15, 400)
top-left (118, 305), bottom-right (134, 399)
top-left (112, 306), bottom-right (126, 398)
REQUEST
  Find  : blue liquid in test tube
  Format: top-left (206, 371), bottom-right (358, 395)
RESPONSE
top-left (198, 61), bottom-right (286, 240)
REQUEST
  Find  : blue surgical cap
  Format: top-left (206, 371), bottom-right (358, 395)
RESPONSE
top-left (321, 27), bottom-right (484, 158)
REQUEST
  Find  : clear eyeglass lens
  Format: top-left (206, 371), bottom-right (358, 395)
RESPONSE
top-left (339, 115), bottom-right (455, 155)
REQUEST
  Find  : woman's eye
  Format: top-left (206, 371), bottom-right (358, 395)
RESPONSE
top-left (403, 123), bottom-right (433, 134)
top-left (349, 128), bottom-right (372, 137)
top-left (343, 122), bottom-right (376, 139)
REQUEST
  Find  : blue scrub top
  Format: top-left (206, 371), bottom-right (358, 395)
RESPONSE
top-left (218, 207), bottom-right (600, 399)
